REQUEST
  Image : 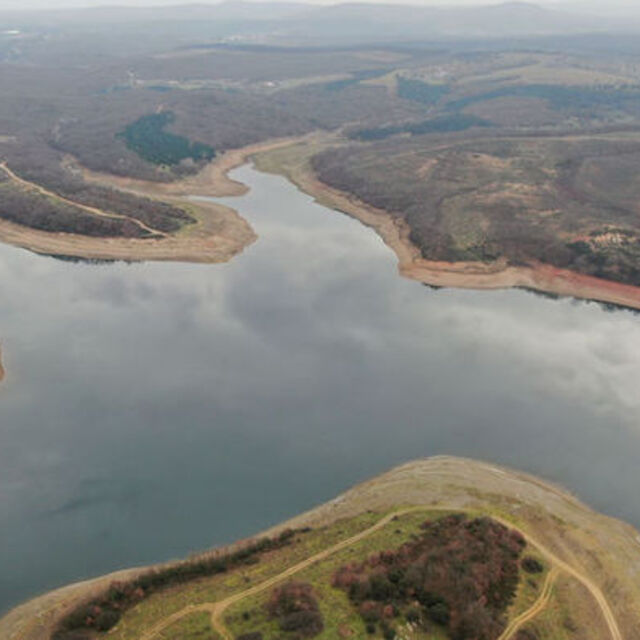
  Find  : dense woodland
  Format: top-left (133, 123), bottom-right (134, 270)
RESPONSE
top-left (119, 112), bottom-right (215, 166)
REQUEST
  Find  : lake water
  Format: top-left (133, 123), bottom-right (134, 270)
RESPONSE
top-left (1, 164), bottom-right (640, 614)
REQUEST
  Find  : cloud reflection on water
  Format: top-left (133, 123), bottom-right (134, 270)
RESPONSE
top-left (0, 164), bottom-right (639, 612)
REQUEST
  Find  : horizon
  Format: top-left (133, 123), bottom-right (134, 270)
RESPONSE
top-left (0, 0), bottom-right (632, 13)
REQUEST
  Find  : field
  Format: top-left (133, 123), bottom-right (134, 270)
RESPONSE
top-left (4, 457), bottom-right (640, 640)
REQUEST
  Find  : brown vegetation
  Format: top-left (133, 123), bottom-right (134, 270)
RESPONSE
top-left (3, 457), bottom-right (640, 640)
top-left (333, 514), bottom-right (525, 639)
top-left (52, 530), bottom-right (298, 640)
top-left (312, 133), bottom-right (640, 288)
top-left (266, 582), bottom-right (324, 638)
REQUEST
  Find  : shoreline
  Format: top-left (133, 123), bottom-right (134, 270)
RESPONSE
top-left (2, 132), bottom-right (640, 303)
top-left (259, 141), bottom-right (640, 311)
top-left (0, 137), bottom-right (302, 264)
top-left (3, 456), bottom-right (639, 640)
top-left (78, 136), bottom-right (303, 200)
top-left (0, 203), bottom-right (255, 264)
top-left (5, 130), bottom-right (636, 312)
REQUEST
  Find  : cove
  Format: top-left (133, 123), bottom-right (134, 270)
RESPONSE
top-left (1, 164), bottom-right (639, 614)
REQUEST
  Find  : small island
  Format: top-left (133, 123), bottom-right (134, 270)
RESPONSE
top-left (3, 457), bottom-right (638, 640)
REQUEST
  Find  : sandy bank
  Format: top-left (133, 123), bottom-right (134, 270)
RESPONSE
top-left (0, 137), bottom-right (301, 263)
top-left (79, 136), bottom-right (301, 199)
top-left (0, 200), bottom-right (255, 264)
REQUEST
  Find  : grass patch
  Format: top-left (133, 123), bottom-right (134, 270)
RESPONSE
top-left (507, 552), bottom-right (550, 622)
top-left (224, 511), bottom-right (453, 640)
top-left (108, 511), bottom-right (389, 640)
top-left (54, 530), bottom-right (299, 640)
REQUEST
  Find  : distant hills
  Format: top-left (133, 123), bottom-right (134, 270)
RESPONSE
top-left (1, 1), bottom-right (635, 44)
top-left (279, 2), bottom-right (608, 42)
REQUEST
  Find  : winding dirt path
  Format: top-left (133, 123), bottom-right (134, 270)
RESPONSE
top-left (531, 547), bottom-right (622, 640)
top-left (134, 506), bottom-right (622, 640)
top-left (138, 509), bottom-right (420, 640)
top-left (0, 162), bottom-right (168, 238)
top-left (498, 568), bottom-right (559, 640)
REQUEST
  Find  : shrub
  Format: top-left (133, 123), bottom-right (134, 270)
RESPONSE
top-left (521, 557), bottom-right (544, 574)
top-left (359, 601), bottom-right (382, 623)
top-left (426, 602), bottom-right (450, 626)
top-left (380, 620), bottom-right (396, 640)
top-left (405, 607), bottom-right (421, 624)
top-left (266, 581), bottom-right (324, 638)
top-left (280, 610), bottom-right (324, 636)
top-left (54, 531), bottom-right (299, 639)
top-left (94, 610), bottom-right (121, 632)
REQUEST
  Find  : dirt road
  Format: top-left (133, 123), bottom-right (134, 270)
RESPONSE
top-left (498, 568), bottom-right (559, 640)
top-left (135, 506), bottom-right (622, 640)
top-left (0, 162), bottom-right (167, 238)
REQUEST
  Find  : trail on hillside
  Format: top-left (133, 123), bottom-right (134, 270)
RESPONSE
top-left (0, 162), bottom-right (168, 238)
top-left (139, 509), bottom-right (419, 640)
top-left (498, 568), bottom-right (559, 640)
top-left (128, 506), bottom-right (622, 640)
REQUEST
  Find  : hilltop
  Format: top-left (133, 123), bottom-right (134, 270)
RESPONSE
top-left (3, 457), bottom-right (640, 640)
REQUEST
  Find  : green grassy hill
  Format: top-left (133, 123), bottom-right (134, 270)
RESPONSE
top-left (3, 457), bottom-right (640, 640)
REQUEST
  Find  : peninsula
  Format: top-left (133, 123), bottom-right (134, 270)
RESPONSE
top-left (3, 457), bottom-right (639, 640)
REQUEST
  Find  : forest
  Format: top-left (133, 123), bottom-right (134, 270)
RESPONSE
top-left (119, 112), bottom-right (215, 166)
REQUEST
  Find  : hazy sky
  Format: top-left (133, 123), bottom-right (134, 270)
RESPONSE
top-left (0, 0), bottom-right (520, 7)
top-left (0, 0), bottom-right (638, 18)
top-left (0, 0), bottom-right (631, 10)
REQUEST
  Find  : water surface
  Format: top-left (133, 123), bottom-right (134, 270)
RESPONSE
top-left (1, 165), bottom-right (640, 613)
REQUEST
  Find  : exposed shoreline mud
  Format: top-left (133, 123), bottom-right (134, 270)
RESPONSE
top-left (0, 138), bottom-right (301, 263)
top-left (263, 143), bottom-right (640, 311)
top-left (4, 132), bottom-right (637, 311)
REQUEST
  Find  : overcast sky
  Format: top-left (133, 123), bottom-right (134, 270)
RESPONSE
top-left (0, 0), bottom-right (638, 13)
top-left (0, 0), bottom-right (525, 7)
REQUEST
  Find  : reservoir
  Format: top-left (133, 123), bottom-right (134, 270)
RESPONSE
top-left (1, 164), bottom-right (639, 613)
